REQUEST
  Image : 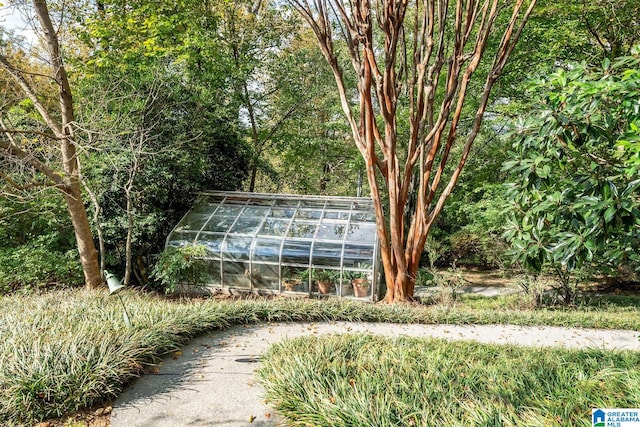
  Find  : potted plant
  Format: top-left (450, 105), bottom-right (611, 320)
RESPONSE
top-left (282, 267), bottom-right (301, 291)
top-left (283, 278), bottom-right (301, 291)
top-left (314, 269), bottom-right (337, 294)
top-left (348, 264), bottom-right (371, 297)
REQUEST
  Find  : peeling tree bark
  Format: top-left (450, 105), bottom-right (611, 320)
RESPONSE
top-left (291, 0), bottom-right (537, 302)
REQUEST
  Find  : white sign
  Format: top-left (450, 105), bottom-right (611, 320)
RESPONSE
top-left (593, 409), bottom-right (640, 427)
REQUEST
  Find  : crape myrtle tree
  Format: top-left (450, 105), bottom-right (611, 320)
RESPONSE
top-left (0, 0), bottom-right (102, 289)
top-left (290, 0), bottom-right (536, 302)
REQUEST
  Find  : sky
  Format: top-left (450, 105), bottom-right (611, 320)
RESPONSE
top-left (0, 4), bottom-right (39, 45)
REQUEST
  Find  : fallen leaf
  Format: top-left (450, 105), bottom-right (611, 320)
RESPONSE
top-left (249, 415), bottom-right (256, 423)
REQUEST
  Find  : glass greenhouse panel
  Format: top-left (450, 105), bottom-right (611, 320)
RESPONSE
top-left (249, 264), bottom-right (279, 290)
top-left (287, 221), bottom-right (317, 238)
top-left (346, 222), bottom-right (377, 243)
top-left (311, 242), bottom-right (344, 267)
top-left (323, 210), bottom-right (350, 220)
top-left (281, 239), bottom-right (311, 264)
top-left (199, 233), bottom-right (224, 258)
top-left (222, 237), bottom-right (252, 261)
top-left (258, 218), bottom-right (290, 236)
top-left (201, 214), bottom-right (236, 233)
top-left (268, 208), bottom-right (296, 219)
top-left (342, 243), bottom-right (375, 267)
top-left (300, 200), bottom-right (327, 209)
top-left (205, 263), bottom-right (222, 286)
top-left (274, 198), bottom-right (299, 207)
top-left (181, 203), bottom-right (215, 231)
top-left (229, 216), bottom-right (264, 235)
top-left (295, 209), bottom-right (322, 220)
top-left (315, 222), bottom-right (346, 240)
top-left (351, 212), bottom-right (376, 222)
top-left (167, 231), bottom-right (196, 247)
top-left (242, 206), bottom-right (271, 218)
top-left (253, 237), bottom-right (282, 263)
top-left (165, 191), bottom-right (380, 299)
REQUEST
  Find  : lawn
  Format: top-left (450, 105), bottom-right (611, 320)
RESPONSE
top-left (1, 288), bottom-right (639, 425)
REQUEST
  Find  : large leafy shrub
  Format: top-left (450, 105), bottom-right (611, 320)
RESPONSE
top-left (503, 55), bottom-right (640, 288)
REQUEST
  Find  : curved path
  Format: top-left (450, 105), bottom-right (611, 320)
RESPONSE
top-left (110, 322), bottom-right (640, 427)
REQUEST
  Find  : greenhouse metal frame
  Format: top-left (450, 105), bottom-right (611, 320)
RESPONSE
top-left (165, 191), bottom-right (381, 300)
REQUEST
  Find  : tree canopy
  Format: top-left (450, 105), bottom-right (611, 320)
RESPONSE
top-left (0, 0), bottom-right (638, 295)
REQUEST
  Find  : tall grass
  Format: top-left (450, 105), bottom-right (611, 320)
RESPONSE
top-left (1, 289), bottom-right (640, 424)
top-left (258, 334), bottom-right (640, 426)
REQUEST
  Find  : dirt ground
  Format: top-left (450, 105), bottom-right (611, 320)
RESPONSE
top-left (444, 268), bottom-right (517, 287)
top-left (36, 406), bottom-right (111, 427)
top-left (440, 268), bottom-right (639, 294)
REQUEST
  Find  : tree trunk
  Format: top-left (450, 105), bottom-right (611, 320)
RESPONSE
top-left (248, 161), bottom-right (259, 192)
top-left (124, 185), bottom-right (134, 286)
top-left (84, 182), bottom-right (106, 272)
top-left (64, 182), bottom-right (103, 288)
top-left (37, 0), bottom-right (102, 289)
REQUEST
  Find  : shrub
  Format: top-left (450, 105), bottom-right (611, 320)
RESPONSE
top-left (503, 55), bottom-right (640, 286)
top-left (0, 240), bottom-right (83, 294)
top-left (150, 245), bottom-right (209, 293)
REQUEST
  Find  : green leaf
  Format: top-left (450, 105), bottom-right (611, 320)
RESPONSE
top-left (604, 206), bottom-right (617, 223)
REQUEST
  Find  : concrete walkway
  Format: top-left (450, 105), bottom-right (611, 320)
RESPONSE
top-left (110, 321), bottom-right (640, 427)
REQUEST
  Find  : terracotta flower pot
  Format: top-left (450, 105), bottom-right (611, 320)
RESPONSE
top-left (317, 280), bottom-right (333, 294)
top-left (283, 279), bottom-right (300, 292)
top-left (351, 278), bottom-right (369, 297)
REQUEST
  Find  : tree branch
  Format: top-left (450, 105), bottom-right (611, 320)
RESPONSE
top-left (0, 54), bottom-right (63, 136)
top-left (0, 138), bottom-right (67, 190)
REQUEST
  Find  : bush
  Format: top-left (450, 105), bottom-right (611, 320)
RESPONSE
top-left (432, 184), bottom-right (510, 269)
top-left (150, 245), bottom-right (210, 293)
top-left (503, 55), bottom-right (640, 284)
top-left (0, 239), bottom-right (83, 294)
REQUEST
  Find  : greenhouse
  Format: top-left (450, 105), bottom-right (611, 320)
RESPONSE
top-left (165, 191), bottom-right (381, 299)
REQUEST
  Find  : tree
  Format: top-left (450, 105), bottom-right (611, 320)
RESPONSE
top-left (496, 0), bottom-right (640, 107)
top-left (290, 0), bottom-right (536, 302)
top-left (74, 0), bottom-right (250, 284)
top-left (503, 55), bottom-right (640, 293)
top-left (0, 0), bottom-right (102, 289)
top-left (78, 69), bottom-right (249, 285)
top-left (216, 0), bottom-right (315, 192)
top-left (259, 28), bottom-right (364, 196)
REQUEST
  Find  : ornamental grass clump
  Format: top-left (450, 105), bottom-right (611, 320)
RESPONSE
top-left (0, 289), bottom-right (244, 424)
top-left (258, 334), bottom-right (640, 426)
